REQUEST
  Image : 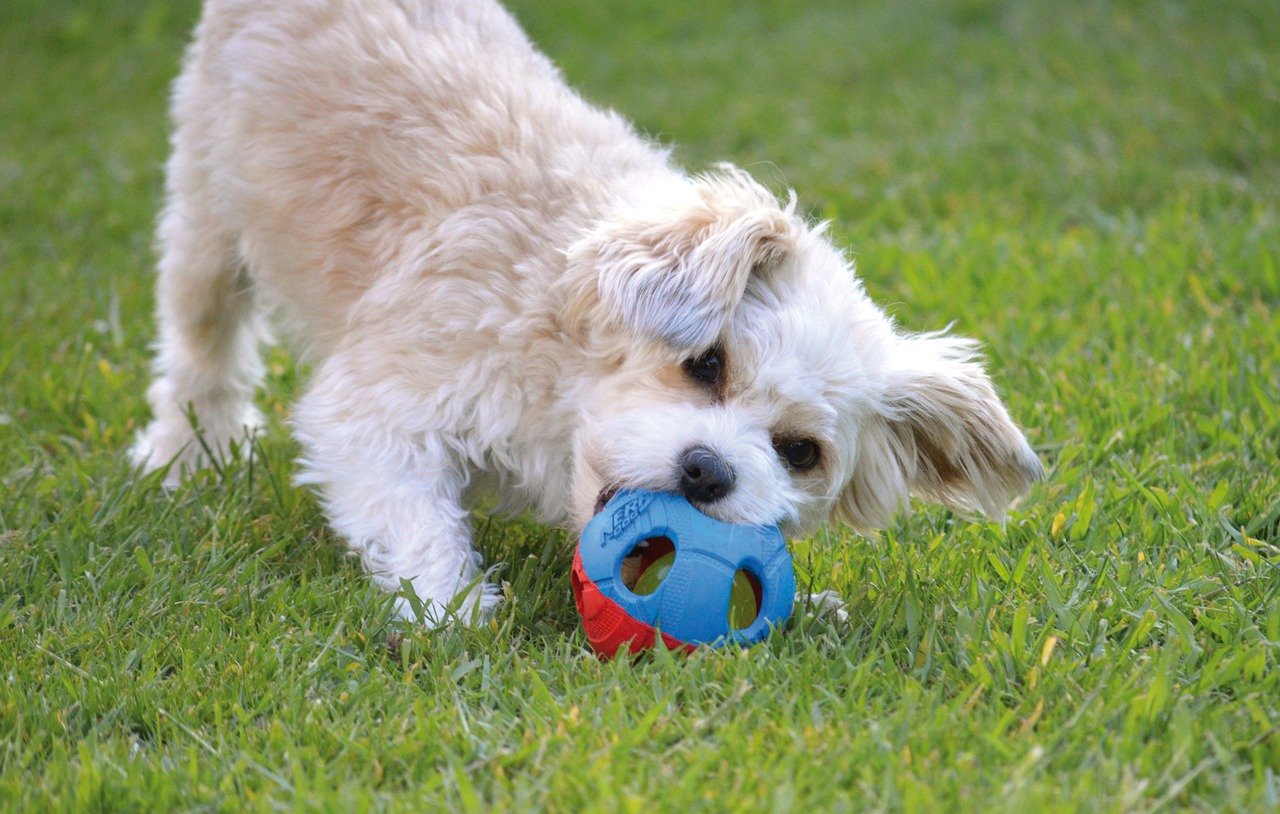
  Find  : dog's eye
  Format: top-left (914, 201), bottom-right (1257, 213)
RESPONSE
top-left (682, 346), bottom-right (723, 388)
top-left (775, 437), bottom-right (820, 472)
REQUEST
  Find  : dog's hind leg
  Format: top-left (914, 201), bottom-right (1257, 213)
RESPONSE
top-left (131, 164), bottom-right (265, 484)
top-left (293, 353), bottom-right (502, 627)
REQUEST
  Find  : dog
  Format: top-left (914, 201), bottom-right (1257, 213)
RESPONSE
top-left (132, 0), bottom-right (1042, 625)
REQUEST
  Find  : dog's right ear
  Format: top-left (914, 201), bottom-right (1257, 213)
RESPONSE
top-left (564, 170), bottom-right (799, 350)
top-left (837, 332), bottom-right (1043, 530)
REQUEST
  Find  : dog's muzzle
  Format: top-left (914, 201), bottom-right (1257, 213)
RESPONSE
top-left (677, 445), bottom-right (736, 503)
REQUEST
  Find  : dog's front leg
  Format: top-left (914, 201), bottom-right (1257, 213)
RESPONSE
top-left (294, 360), bottom-right (501, 627)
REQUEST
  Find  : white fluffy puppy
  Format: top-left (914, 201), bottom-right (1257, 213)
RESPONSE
top-left (133, 0), bottom-right (1041, 624)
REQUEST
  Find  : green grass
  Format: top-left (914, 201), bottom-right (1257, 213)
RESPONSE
top-left (2, 0), bottom-right (1278, 809)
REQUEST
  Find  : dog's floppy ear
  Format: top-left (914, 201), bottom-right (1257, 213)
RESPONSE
top-left (566, 169), bottom-right (798, 350)
top-left (839, 333), bottom-right (1042, 530)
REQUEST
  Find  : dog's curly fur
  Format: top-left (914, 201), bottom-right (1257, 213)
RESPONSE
top-left (132, 0), bottom-right (1042, 625)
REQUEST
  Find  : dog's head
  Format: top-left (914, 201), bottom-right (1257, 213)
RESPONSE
top-left (565, 168), bottom-right (1041, 536)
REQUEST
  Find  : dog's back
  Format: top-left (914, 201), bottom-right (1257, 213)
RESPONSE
top-left (172, 0), bottom-right (665, 350)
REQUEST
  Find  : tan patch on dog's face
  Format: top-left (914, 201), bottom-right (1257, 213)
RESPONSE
top-left (654, 362), bottom-right (718, 405)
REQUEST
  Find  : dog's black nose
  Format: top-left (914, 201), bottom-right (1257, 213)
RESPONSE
top-left (678, 446), bottom-right (736, 503)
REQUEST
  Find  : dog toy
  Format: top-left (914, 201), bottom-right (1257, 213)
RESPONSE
top-left (571, 489), bottom-right (795, 658)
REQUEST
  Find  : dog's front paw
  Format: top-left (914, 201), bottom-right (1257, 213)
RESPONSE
top-left (801, 589), bottom-right (850, 624)
top-left (393, 579), bottom-right (503, 628)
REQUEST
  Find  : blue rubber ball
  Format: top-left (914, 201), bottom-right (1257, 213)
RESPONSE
top-left (577, 489), bottom-right (795, 648)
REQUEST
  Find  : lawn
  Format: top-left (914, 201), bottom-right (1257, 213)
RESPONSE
top-left (2, 0), bottom-right (1278, 810)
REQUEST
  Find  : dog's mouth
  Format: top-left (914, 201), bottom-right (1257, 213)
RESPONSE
top-left (592, 486), bottom-right (618, 516)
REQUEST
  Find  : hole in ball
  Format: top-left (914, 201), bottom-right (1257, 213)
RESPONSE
top-left (621, 537), bottom-right (675, 595)
top-left (729, 568), bottom-right (763, 630)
